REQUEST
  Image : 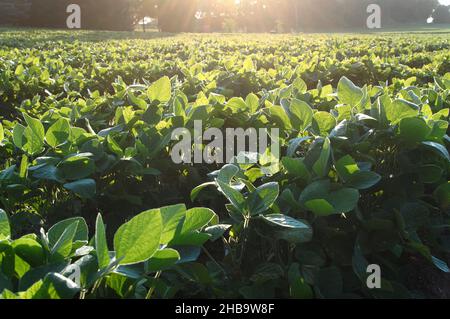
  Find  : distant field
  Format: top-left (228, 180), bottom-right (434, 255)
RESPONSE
top-left (1, 24), bottom-right (449, 43)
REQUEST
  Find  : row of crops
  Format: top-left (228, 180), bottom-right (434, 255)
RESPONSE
top-left (0, 30), bottom-right (449, 299)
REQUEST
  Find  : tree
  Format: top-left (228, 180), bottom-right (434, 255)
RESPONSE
top-left (433, 5), bottom-right (450, 24)
top-left (29, 0), bottom-right (139, 30)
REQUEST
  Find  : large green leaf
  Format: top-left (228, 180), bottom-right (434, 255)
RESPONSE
top-left (0, 209), bottom-right (10, 240)
top-left (50, 221), bottom-right (79, 260)
top-left (147, 76), bottom-right (171, 103)
top-left (338, 76), bottom-right (363, 107)
top-left (327, 188), bottom-right (360, 213)
top-left (48, 217), bottom-right (88, 248)
top-left (313, 137), bottom-right (331, 177)
top-left (262, 214), bottom-right (313, 243)
top-left (180, 208), bottom-right (215, 234)
top-left (13, 122), bottom-right (44, 156)
top-left (227, 97), bottom-right (248, 111)
top-left (245, 93), bottom-right (260, 113)
top-left (95, 214), bottom-right (110, 270)
top-left (168, 208), bottom-right (216, 246)
top-left (22, 114), bottom-right (45, 155)
top-left (114, 209), bottom-right (163, 265)
top-left (268, 105), bottom-right (292, 130)
top-left (45, 118), bottom-right (70, 148)
top-left (282, 157), bottom-right (310, 181)
top-left (347, 171), bottom-right (381, 190)
top-left (23, 114), bottom-right (45, 143)
top-left (384, 99), bottom-right (419, 124)
top-left (13, 124), bottom-right (26, 149)
top-left (12, 237), bottom-right (45, 267)
top-left (159, 204), bottom-right (187, 244)
top-left (300, 180), bottom-right (359, 215)
top-left (59, 155), bottom-right (95, 180)
top-left (63, 179), bottom-right (96, 199)
top-left (217, 164), bottom-right (240, 184)
top-left (145, 248), bottom-right (180, 272)
top-left (285, 99), bottom-right (313, 132)
top-left (335, 155), bottom-right (380, 189)
top-left (399, 117), bottom-right (430, 143)
top-left (422, 141), bottom-right (450, 161)
top-left (305, 199), bottom-right (335, 216)
top-left (293, 77), bottom-right (308, 94)
top-left (247, 182), bottom-right (279, 216)
top-left (20, 273), bottom-right (79, 299)
top-left (335, 155), bottom-right (359, 181)
top-left (312, 112), bottom-right (336, 136)
top-left (217, 179), bottom-right (246, 214)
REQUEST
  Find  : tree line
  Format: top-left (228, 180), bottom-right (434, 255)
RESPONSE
top-left (24, 0), bottom-right (450, 31)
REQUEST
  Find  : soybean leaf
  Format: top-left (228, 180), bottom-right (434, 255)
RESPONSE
top-left (190, 182), bottom-right (216, 202)
top-left (282, 157), bottom-right (310, 181)
top-left (286, 99), bottom-right (313, 132)
top-left (338, 77), bottom-right (363, 107)
top-left (313, 137), bottom-right (331, 177)
top-left (114, 209), bottom-right (162, 265)
top-left (335, 155), bottom-right (359, 181)
top-left (95, 214), bottom-right (110, 270)
top-left (205, 224), bottom-right (231, 241)
top-left (399, 118), bottom-right (430, 143)
top-left (12, 237), bottom-right (45, 267)
top-left (22, 273), bottom-right (79, 299)
top-left (347, 171), bottom-right (381, 190)
top-left (50, 221), bottom-right (79, 260)
top-left (262, 214), bottom-right (313, 243)
top-left (422, 141), bottom-right (450, 161)
top-left (217, 164), bottom-right (240, 184)
top-left (180, 208), bottom-right (216, 234)
top-left (59, 155), bottom-right (95, 180)
top-left (217, 179), bottom-right (246, 214)
top-left (293, 77), bottom-right (308, 94)
top-left (247, 182), bottom-right (280, 216)
top-left (159, 204), bottom-right (187, 245)
top-left (305, 199), bottom-right (335, 216)
top-left (384, 99), bottom-right (419, 124)
top-left (145, 248), bottom-right (180, 272)
top-left (268, 105), bottom-right (292, 130)
top-left (45, 118), bottom-right (70, 148)
top-left (64, 179), bottom-right (96, 199)
top-left (48, 217), bottom-right (88, 248)
top-left (245, 93), bottom-right (260, 113)
top-left (312, 112), bottom-right (336, 136)
top-left (0, 209), bottom-right (10, 240)
top-left (327, 188), bottom-right (360, 213)
top-left (23, 114), bottom-right (45, 143)
top-left (147, 76), bottom-right (171, 103)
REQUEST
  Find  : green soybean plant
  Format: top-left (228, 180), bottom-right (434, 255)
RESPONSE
top-left (0, 205), bottom-right (217, 299)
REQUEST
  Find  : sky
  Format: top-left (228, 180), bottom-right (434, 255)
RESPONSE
top-left (440, 0), bottom-right (450, 5)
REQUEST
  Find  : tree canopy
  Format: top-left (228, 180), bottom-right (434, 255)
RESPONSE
top-left (25, 0), bottom-right (442, 31)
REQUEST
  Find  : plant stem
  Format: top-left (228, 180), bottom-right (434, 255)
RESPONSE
top-left (238, 215), bottom-right (251, 265)
top-left (145, 271), bottom-right (162, 300)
